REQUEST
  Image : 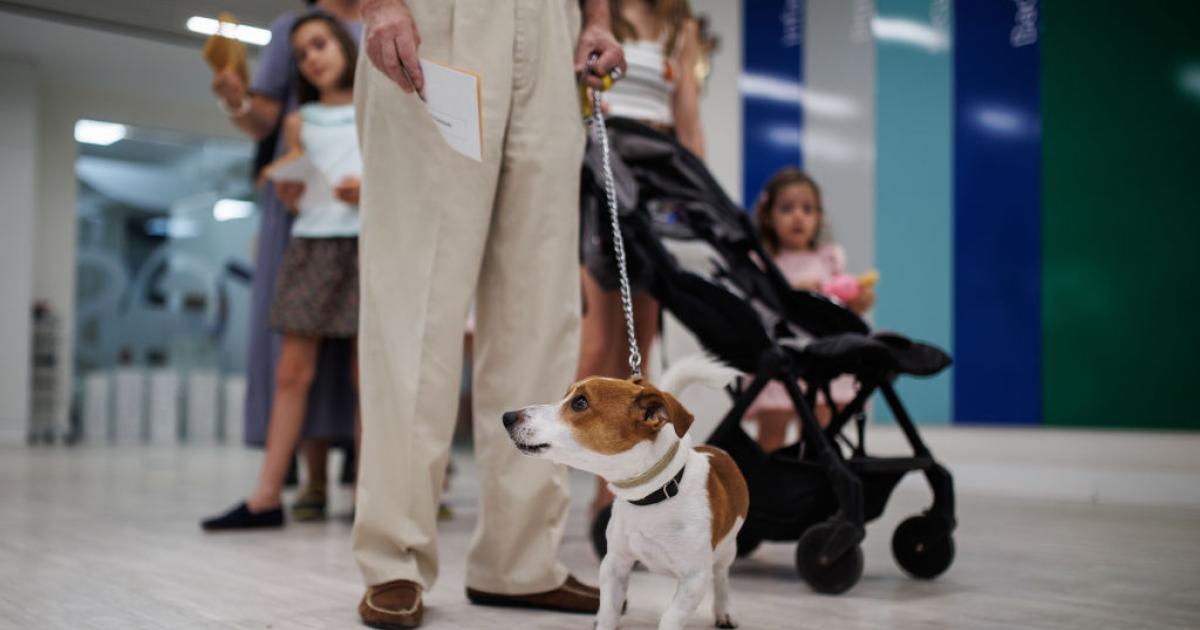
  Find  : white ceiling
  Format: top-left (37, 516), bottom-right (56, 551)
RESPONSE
top-left (0, 0), bottom-right (293, 46)
top-left (0, 2), bottom-right (303, 121)
top-left (0, 3), bottom-right (276, 179)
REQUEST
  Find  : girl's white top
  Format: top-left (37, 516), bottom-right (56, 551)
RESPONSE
top-left (292, 103), bottom-right (361, 238)
top-left (605, 39), bottom-right (675, 126)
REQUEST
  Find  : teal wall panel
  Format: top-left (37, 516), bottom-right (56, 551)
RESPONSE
top-left (874, 0), bottom-right (954, 424)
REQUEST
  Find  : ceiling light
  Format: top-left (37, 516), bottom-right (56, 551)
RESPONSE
top-left (871, 16), bottom-right (950, 52)
top-left (186, 16), bottom-right (271, 46)
top-left (213, 199), bottom-right (256, 222)
top-left (975, 106), bottom-right (1025, 135)
top-left (75, 119), bottom-right (127, 146)
top-left (738, 74), bottom-right (860, 119)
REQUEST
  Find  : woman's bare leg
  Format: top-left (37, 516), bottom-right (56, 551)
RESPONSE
top-left (756, 409), bottom-right (795, 453)
top-left (247, 334), bottom-right (321, 511)
top-left (578, 270), bottom-right (629, 517)
top-left (301, 439), bottom-right (331, 489)
top-left (631, 292), bottom-right (660, 377)
top-left (815, 402), bottom-right (833, 429)
top-left (577, 270), bottom-right (625, 381)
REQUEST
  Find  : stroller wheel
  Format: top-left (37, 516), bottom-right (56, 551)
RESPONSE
top-left (591, 503), bottom-right (613, 559)
top-left (795, 524), bottom-right (864, 595)
top-left (736, 526), bottom-right (762, 558)
top-left (892, 515), bottom-right (955, 579)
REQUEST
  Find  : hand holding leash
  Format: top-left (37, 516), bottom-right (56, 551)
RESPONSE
top-left (584, 55), bottom-right (642, 378)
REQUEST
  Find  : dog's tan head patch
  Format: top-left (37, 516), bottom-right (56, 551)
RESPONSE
top-left (562, 377), bottom-right (695, 455)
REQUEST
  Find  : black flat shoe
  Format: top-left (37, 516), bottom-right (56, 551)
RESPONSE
top-left (201, 501), bottom-right (284, 531)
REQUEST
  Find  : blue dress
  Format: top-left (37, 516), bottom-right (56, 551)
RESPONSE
top-left (242, 12), bottom-right (363, 446)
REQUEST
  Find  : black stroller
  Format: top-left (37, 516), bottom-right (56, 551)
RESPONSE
top-left (583, 118), bottom-right (957, 595)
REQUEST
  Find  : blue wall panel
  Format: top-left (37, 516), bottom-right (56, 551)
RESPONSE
top-left (741, 0), bottom-right (805, 205)
top-left (952, 0), bottom-right (1042, 424)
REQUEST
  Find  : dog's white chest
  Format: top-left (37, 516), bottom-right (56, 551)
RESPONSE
top-left (627, 523), bottom-right (686, 574)
top-left (610, 457), bottom-right (713, 577)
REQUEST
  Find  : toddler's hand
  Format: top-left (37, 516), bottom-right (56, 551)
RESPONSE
top-left (846, 285), bottom-right (876, 315)
top-left (334, 176), bottom-right (361, 205)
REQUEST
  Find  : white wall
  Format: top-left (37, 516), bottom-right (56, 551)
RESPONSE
top-left (693, 0), bottom-right (742, 205)
top-left (0, 59), bottom-right (37, 444)
top-left (804, 0), bottom-right (876, 275)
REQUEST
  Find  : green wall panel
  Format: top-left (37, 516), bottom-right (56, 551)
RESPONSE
top-left (1042, 1), bottom-right (1200, 428)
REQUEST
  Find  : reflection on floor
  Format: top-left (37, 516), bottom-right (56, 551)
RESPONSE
top-left (1, 440), bottom-right (1198, 629)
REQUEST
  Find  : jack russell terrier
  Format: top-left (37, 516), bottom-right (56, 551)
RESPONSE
top-left (503, 356), bottom-right (748, 630)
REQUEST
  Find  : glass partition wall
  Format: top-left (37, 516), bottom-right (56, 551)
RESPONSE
top-left (72, 122), bottom-right (257, 444)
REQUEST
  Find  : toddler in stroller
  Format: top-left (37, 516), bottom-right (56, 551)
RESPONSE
top-left (583, 118), bottom-right (957, 595)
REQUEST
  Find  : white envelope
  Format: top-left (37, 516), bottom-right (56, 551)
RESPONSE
top-left (419, 58), bottom-right (483, 162)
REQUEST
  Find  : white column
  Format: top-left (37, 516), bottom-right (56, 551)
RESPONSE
top-left (0, 59), bottom-right (38, 445)
top-left (693, 0), bottom-right (743, 204)
top-left (803, 0), bottom-right (877, 276)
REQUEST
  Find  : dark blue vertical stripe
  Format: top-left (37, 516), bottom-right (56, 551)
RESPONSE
top-left (741, 0), bottom-right (804, 205)
top-left (953, 0), bottom-right (1043, 424)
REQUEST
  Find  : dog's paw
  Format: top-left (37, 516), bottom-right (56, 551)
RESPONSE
top-left (714, 612), bottom-right (738, 629)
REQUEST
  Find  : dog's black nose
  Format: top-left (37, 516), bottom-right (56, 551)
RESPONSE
top-left (502, 411), bottom-right (520, 429)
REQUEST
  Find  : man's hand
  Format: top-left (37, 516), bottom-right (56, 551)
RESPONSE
top-left (212, 68), bottom-right (247, 110)
top-left (364, 0), bottom-right (424, 95)
top-left (574, 22), bottom-right (626, 90)
top-left (275, 181), bottom-right (306, 214)
top-left (333, 176), bottom-right (362, 205)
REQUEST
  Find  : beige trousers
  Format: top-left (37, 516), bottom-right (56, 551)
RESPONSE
top-left (352, 0), bottom-right (585, 595)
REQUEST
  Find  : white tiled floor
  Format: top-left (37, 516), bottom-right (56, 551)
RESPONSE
top-left (1, 438), bottom-right (1198, 629)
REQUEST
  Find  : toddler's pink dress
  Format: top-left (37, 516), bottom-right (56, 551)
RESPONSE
top-left (746, 243), bottom-right (859, 418)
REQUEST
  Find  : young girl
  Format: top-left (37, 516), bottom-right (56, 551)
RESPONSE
top-left (580, 0), bottom-right (705, 519)
top-left (748, 167), bottom-right (875, 453)
top-left (203, 13), bottom-right (362, 530)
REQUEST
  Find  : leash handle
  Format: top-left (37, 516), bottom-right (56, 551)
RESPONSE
top-left (585, 55), bottom-right (642, 378)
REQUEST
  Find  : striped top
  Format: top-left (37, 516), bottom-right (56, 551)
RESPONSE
top-left (605, 39), bottom-right (675, 126)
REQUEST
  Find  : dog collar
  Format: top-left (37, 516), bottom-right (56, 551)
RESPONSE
top-left (628, 465), bottom-right (686, 506)
top-left (612, 440), bottom-right (680, 490)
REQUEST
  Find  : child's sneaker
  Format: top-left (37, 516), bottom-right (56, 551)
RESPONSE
top-left (291, 482), bottom-right (327, 522)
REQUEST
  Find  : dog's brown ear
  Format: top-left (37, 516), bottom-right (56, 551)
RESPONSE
top-left (636, 388), bottom-right (695, 438)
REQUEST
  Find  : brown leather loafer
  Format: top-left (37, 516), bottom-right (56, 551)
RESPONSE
top-left (359, 579), bottom-right (424, 629)
top-left (465, 574), bottom-right (600, 614)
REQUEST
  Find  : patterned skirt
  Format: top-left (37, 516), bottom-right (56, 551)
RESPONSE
top-left (270, 237), bottom-right (359, 338)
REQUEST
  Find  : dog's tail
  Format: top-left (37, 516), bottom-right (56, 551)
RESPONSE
top-left (658, 354), bottom-right (741, 397)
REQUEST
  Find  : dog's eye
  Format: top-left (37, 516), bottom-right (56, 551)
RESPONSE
top-left (571, 395), bottom-right (589, 412)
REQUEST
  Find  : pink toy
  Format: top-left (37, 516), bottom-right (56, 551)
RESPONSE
top-left (822, 274), bottom-right (861, 303)
top-left (821, 270), bottom-right (879, 304)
